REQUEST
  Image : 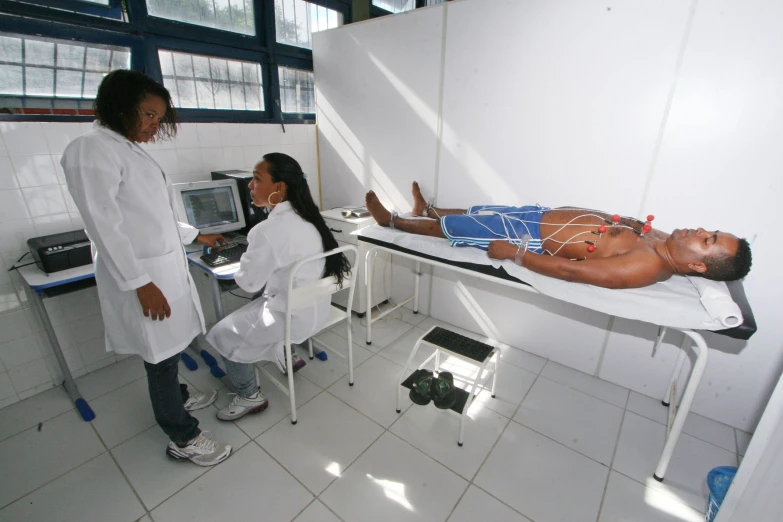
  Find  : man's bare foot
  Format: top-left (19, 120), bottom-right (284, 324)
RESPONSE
top-left (365, 191), bottom-right (393, 227)
top-left (411, 181), bottom-right (428, 217)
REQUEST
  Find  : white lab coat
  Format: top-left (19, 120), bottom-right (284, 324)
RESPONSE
top-left (206, 201), bottom-right (329, 364)
top-left (61, 123), bottom-right (205, 364)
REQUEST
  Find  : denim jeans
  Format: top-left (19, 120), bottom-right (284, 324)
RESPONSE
top-left (144, 352), bottom-right (200, 446)
top-left (222, 357), bottom-right (259, 398)
top-left (220, 286), bottom-right (262, 398)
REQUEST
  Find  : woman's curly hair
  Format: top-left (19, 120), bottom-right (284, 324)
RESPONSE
top-left (94, 70), bottom-right (178, 141)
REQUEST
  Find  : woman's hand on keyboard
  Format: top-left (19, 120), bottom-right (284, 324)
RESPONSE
top-left (136, 282), bottom-right (171, 321)
top-left (196, 233), bottom-right (226, 249)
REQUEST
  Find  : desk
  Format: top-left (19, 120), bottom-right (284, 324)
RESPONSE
top-left (186, 252), bottom-right (240, 321)
top-left (16, 253), bottom-right (239, 422)
top-left (17, 263), bottom-right (97, 422)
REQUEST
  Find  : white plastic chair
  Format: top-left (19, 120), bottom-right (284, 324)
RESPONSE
top-left (254, 244), bottom-right (358, 424)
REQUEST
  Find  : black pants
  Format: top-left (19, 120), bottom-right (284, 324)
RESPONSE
top-left (144, 352), bottom-right (200, 446)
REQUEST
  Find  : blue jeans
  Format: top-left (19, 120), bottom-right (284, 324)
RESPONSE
top-left (144, 353), bottom-right (200, 446)
top-left (222, 357), bottom-right (259, 398)
top-left (220, 287), bottom-right (263, 398)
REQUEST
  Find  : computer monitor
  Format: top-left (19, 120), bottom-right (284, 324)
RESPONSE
top-left (172, 179), bottom-right (246, 235)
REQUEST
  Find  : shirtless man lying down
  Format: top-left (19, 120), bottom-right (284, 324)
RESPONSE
top-left (364, 183), bottom-right (751, 289)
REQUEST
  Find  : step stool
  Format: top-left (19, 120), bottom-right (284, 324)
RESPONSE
top-left (396, 326), bottom-right (500, 446)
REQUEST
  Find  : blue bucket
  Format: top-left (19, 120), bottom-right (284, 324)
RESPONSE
top-left (705, 466), bottom-right (738, 522)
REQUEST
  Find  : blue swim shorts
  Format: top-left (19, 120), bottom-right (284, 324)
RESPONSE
top-left (440, 205), bottom-right (549, 253)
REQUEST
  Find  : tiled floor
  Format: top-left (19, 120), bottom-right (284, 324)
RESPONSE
top-left (0, 307), bottom-right (751, 522)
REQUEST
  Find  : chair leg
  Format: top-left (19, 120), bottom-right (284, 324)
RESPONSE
top-left (654, 330), bottom-right (709, 481)
top-left (286, 341), bottom-right (297, 425)
top-left (308, 338), bottom-right (314, 360)
top-left (491, 351), bottom-right (499, 398)
top-left (347, 318), bottom-right (354, 386)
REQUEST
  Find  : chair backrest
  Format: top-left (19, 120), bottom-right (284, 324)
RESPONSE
top-left (286, 244), bottom-right (358, 313)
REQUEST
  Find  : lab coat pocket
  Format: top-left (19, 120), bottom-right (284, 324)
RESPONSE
top-left (137, 250), bottom-right (201, 361)
top-left (138, 250), bottom-right (189, 302)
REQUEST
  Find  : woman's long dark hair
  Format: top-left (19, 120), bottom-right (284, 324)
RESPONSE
top-left (94, 70), bottom-right (178, 141)
top-left (264, 153), bottom-right (352, 286)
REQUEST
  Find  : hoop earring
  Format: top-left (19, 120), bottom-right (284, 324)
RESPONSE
top-left (268, 191), bottom-right (281, 207)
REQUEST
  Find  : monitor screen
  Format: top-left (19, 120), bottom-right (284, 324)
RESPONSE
top-left (181, 186), bottom-right (239, 229)
top-left (172, 179), bottom-right (246, 235)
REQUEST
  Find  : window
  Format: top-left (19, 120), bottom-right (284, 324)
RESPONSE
top-left (0, 32), bottom-right (130, 113)
top-left (372, 0), bottom-right (415, 14)
top-left (15, 0), bottom-right (124, 19)
top-left (274, 0), bottom-right (343, 50)
top-left (0, 0), bottom-right (339, 121)
top-left (278, 65), bottom-right (313, 113)
top-left (158, 50), bottom-right (264, 110)
top-left (146, 0), bottom-right (256, 36)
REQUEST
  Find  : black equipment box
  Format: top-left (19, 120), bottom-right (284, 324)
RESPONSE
top-left (27, 229), bottom-right (92, 274)
top-left (211, 169), bottom-right (268, 235)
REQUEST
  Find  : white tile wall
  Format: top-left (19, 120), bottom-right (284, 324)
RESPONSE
top-left (0, 121), bottom-right (318, 405)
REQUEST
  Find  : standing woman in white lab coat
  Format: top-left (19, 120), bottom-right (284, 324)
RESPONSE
top-left (206, 153), bottom-right (351, 421)
top-left (61, 70), bottom-right (232, 467)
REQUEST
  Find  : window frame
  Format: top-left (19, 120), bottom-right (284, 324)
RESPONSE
top-left (0, 12), bottom-right (143, 121)
top-left (0, 0), bottom-right (352, 123)
top-left (8, 0), bottom-right (124, 20)
top-left (276, 55), bottom-right (317, 121)
top-left (148, 35), bottom-right (273, 122)
top-left (371, 0), bottom-right (441, 17)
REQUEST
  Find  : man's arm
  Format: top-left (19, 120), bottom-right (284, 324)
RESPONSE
top-left (487, 241), bottom-right (667, 289)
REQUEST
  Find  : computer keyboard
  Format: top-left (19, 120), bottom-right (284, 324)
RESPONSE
top-left (200, 243), bottom-right (248, 267)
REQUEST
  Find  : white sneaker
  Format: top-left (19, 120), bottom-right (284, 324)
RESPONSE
top-left (183, 389), bottom-right (218, 411)
top-left (166, 431), bottom-right (231, 467)
top-left (275, 346), bottom-right (307, 375)
top-left (216, 391), bottom-right (269, 421)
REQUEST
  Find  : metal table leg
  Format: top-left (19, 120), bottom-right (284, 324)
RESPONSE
top-left (210, 274), bottom-right (225, 321)
top-left (365, 247), bottom-right (375, 345)
top-left (29, 286), bottom-right (95, 422)
top-left (654, 329), bottom-right (710, 481)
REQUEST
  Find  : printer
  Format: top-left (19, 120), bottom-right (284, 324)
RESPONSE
top-left (27, 229), bottom-right (92, 274)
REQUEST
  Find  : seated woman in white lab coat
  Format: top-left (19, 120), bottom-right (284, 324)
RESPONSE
top-left (206, 153), bottom-right (351, 421)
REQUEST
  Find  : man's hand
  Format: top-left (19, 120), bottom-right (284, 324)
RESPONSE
top-left (487, 241), bottom-right (518, 261)
top-left (136, 282), bottom-right (171, 321)
top-left (196, 233), bottom-right (226, 249)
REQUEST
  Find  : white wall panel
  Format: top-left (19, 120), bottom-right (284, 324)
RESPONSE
top-left (313, 8), bottom-right (444, 211)
top-left (436, 0), bottom-right (692, 213)
top-left (641, 0), bottom-right (783, 431)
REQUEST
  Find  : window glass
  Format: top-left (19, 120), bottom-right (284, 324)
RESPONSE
top-left (146, 0), bottom-right (256, 36)
top-left (372, 0), bottom-right (415, 14)
top-left (278, 65), bottom-right (314, 113)
top-left (0, 32), bottom-right (130, 113)
top-left (274, 0), bottom-right (343, 50)
top-left (158, 49), bottom-right (264, 110)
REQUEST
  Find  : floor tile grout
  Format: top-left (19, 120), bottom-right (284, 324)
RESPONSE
top-left (91, 421), bottom-right (151, 520)
top-left (0, 312), bottom-right (739, 521)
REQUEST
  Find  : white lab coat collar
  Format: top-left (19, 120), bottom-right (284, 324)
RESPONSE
top-left (93, 121), bottom-right (134, 146)
top-left (93, 122), bottom-right (168, 180)
top-left (268, 200), bottom-right (294, 218)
